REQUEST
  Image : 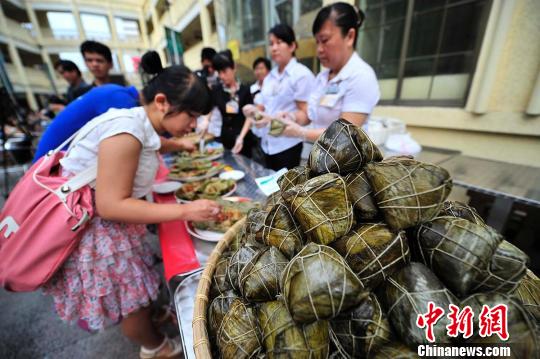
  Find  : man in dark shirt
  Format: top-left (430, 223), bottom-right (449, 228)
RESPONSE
top-left (54, 60), bottom-right (91, 103)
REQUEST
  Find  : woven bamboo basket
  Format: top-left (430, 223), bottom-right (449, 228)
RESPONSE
top-left (192, 218), bottom-right (246, 358)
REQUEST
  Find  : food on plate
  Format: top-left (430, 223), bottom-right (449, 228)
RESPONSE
top-left (175, 178), bottom-right (235, 201)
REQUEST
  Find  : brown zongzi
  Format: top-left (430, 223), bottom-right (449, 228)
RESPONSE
top-left (255, 201), bottom-right (304, 259)
top-left (415, 216), bottom-right (502, 297)
top-left (218, 299), bottom-right (263, 359)
top-left (282, 173), bottom-right (354, 245)
top-left (344, 170), bottom-right (379, 220)
top-left (239, 246), bottom-right (288, 302)
top-left (278, 165), bottom-right (311, 192)
top-left (365, 157), bottom-right (452, 230)
top-left (381, 263), bottom-right (457, 348)
top-left (332, 223), bottom-right (410, 290)
top-left (439, 200), bottom-right (484, 225)
top-left (258, 299), bottom-right (329, 358)
top-left (309, 118), bottom-right (382, 175)
top-left (330, 293), bottom-right (394, 358)
top-left (513, 269), bottom-right (540, 324)
top-left (281, 243), bottom-right (367, 324)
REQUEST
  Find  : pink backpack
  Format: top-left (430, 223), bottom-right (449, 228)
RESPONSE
top-left (0, 114), bottom-right (120, 291)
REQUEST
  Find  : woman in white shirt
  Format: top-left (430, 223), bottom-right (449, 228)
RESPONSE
top-left (250, 24), bottom-right (316, 171)
top-left (277, 2), bottom-right (380, 142)
top-left (43, 51), bottom-right (220, 358)
top-left (250, 57), bottom-right (271, 106)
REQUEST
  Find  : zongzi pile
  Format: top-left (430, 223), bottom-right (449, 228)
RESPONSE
top-left (463, 293), bottom-right (540, 359)
top-left (281, 243), bottom-right (367, 324)
top-left (365, 157), bottom-right (452, 230)
top-left (330, 293), bottom-right (393, 358)
top-left (344, 170), bottom-right (379, 220)
top-left (415, 216), bottom-right (502, 297)
top-left (255, 201), bottom-right (304, 259)
top-left (439, 200), bottom-right (484, 225)
top-left (309, 119), bottom-right (382, 175)
top-left (332, 223), bottom-right (410, 289)
top-left (239, 247), bottom-right (288, 302)
top-left (218, 299), bottom-right (263, 359)
top-left (381, 263), bottom-right (457, 347)
top-left (473, 240), bottom-right (529, 294)
top-left (258, 300), bottom-right (329, 358)
top-left (513, 269), bottom-right (540, 324)
top-left (282, 173), bottom-right (354, 245)
top-left (277, 166), bottom-right (311, 192)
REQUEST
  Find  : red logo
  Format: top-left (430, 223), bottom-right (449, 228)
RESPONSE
top-left (417, 303), bottom-right (509, 342)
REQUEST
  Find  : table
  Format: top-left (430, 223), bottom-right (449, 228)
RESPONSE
top-left (159, 151), bottom-right (273, 359)
top-left (435, 154), bottom-right (540, 231)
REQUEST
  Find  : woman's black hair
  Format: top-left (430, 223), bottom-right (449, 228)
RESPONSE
top-left (212, 50), bottom-right (235, 72)
top-left (312, 2), bottom-right (365, 48)
top-left (140, 51), bottom-right (212, 116)
top-left (253, 57), bottom-right (271, 71)
top-left (269, 24), bottom-right (297, 55)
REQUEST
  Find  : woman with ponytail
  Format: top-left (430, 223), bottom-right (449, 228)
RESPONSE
top-left (42, 51), bottom-right (219, 358)
top-left (274, 2), bottom-right (380, 142)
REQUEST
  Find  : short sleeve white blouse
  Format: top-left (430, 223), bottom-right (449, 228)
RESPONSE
top-left (307, 52), bottom-right (380, 129)
top-left (60, 107), bottom-right (161, 198)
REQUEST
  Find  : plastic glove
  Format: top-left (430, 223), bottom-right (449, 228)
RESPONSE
top-left (232, 137), bottom-right (243, 154)
top-left (242, 104), bottom-right (257, 118)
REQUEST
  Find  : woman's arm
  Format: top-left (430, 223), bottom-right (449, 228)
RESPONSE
top-left (341, 112), bottom-right (368, 127)
top-left (293, 101), bottom-right (310, 126)
top-left (95, 134), bottom-right (219, 224)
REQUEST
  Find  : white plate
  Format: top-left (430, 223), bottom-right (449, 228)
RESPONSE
top-left (186, 222), bottom-right (223, 242)
top-left (219, 170), bottom-right (245, 181)
top-left (175, 183), bottom-right (237, 203)
top-left (152, 181), bottom-right (183, 194)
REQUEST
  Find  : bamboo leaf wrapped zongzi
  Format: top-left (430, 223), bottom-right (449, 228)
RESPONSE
top-left (282, 173), bottom-right (354, 245)
top-left (463, 293), bottom-right (540, 359)
top-left (218, 298), bottom-right (263, 359)
top-left (473, 240), bottom-right (529, 294)
top-left (227, 243), bottom-right (264, 291)
top-left (365, 157), bottom-right (452, 230)
top-left (344, 170), bottom-right (379, 220)
top-left (208, 290), bottom-right (240, 337)
top-left (415, 216), bottom-right (502, 297)
top-left (513, 269), bottom-right (540, 324)
top-left (380, 263), bottom-right (457, 348)
top-left (439, 201), bottom-right (484, 225)
top-left (255, 201), bottom-right (304, 259)
top-left (239, 246), bottom-right (289, 302)
top-left (258, 299), bottom-right (329, 358)
top-left (278, 165), bottom-right (311, 193)
top-left (309, 119), bottom-right (382, 175)
top-left (281, 243), bottom-right (368, 324)
top-left (211, 254), bottom-right (233, 298)
top-left (330, 293), bottom-right (394, 358)
top-left (332, 223), bottom-right (410, 290)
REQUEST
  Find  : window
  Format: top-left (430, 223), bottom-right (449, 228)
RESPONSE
top-left (58, 52), bottom-right (86, 71)
top-left (115, 17), bottom-right (141, 41)
top-left (301, 0), bottom-right (322, 15)
top-left (275, 0), bottom-right (293, 26)
top-left (81, 13), bottom-right (111, 41)
top-left (242, 0), bottom-right (266, 45)
top-left (46, 12), bottom-right (78, 39)
top-left (358, 0), bottom-right (491, 106)
top-left (123, 53), bottom-right (140, 73)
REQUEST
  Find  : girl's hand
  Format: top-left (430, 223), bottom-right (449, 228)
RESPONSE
top-left (182, 200), bottom-right (221, 222)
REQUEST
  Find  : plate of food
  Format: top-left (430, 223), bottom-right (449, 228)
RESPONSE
top-left (177, 144), bottom-right (224, 161)
top-left (186, 197), bottom-right (259, 242)
top-left (168, 158), bottom-right (225, 182)
top-left (174, 178), bottom-right (236, 202)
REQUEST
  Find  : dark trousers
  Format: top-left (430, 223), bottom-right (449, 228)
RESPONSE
top-left (264, 142), bottom-right (303, 171)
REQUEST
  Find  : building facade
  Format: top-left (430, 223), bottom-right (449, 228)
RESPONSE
top-left (1, 0), bottom-right (539, 167)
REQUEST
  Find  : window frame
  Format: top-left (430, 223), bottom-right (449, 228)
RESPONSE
top-left (359, 0), bottom-right (492, 107)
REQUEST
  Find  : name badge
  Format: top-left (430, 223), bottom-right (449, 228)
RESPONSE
top-left (326, 83), bottom-right (339, 94)
top-left (319, 94), bottom-right (340, 108)
top-left (226, 99), bottom-right (239, 114)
